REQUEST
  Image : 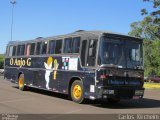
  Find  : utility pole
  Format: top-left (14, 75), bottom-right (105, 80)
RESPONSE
top-left (10, 0), bottom-right (16, 41)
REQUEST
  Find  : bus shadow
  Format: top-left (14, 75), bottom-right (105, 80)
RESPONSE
top-left (13, 86), bottom-right (160, 109)
top-left (86, 98), bottom-right (160, 109)
top-left (13, 86), bottom-right (70, 101)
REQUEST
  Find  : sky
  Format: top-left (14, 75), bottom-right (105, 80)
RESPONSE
top-left (0, 0), bottom-right (153, 54)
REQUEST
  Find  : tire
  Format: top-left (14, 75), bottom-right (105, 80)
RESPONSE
top-left (107, 98), bottom-right (120, 104)
top-left (71, 80), bottom-right (84, 104)
top-left (18, 74), bottom-right (26, 91)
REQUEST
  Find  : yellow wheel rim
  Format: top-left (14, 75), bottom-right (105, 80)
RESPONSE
top-left (73, 85), bottom-right (82, 100)
top-left (19, 77), bottom-right (23, 88)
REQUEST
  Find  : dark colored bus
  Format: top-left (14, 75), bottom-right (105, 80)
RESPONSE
top-left (4, 30), bottom-right (145, 103)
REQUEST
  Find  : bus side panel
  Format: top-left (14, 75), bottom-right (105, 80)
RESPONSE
top-left (5, 56), bottom-right (95, 99)
top-left (58, 71), bottom-right (85, 94)
top-left (23, 69), bottom-right (35, 87)
top-left (4, 58), bottom-right (18, 82)
top-left (4, 67), bottom-right (19, 83)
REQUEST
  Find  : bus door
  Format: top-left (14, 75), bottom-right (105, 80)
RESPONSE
top-left (81, 39), bottom-right (98, 95)
top-left (81, 39), bottom-right (98, 67)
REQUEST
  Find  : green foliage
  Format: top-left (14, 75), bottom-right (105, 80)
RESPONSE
top-left (141, 0), bottom-right (160, 28)
top-left (144, 40), bottom-right (160, 76)
top-left (129, 0), bottom-right (160, 76)
top-left (0, 54), bottom-right (4, 69)
top-left (128, 16), bottom-right (160, 40)
top-left (141, 0), bottom-right (160, 19)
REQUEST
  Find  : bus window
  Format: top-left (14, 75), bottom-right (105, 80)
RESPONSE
top-left (49, 40), bottom-right (56, 54)
top-left (41, 41), bottom-right (47, 54)
top-left (9, 46), bottom-right (13, 56)
top-left (30, 43), bottom-right (35, 55)
top-left (72, 37), bottom-right (80, 53)
top-left (36, 42), bottom-right (42, 55)
top-left (12, 46), bottom-right (16, 56)
top-left (64, 38), bottom-right (72, 53)
top-left (26, 43), bottom-right (35, 56)
top-left (17, 45), bottom-right (25, 56)
top-left (26, 44), bottom-right (31, 56)
top-left (55, 40), bottom-right (62, 54)
top-left (81, 40), bottom-right (87, 66)
top-left (87, 39), bottom-right (97, 66)
top-left (6, 46), bottom-right (9, 56)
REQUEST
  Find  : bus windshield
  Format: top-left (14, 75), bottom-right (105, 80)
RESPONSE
top-left (99, 37), bottom-right (143, 69)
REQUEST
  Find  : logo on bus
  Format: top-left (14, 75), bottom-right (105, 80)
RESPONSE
top-left (44, 56), bottom-right (59, 89)
top-left (10, 58), bottom-right (31, 68)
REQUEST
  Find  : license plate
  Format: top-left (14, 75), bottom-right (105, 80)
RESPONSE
top-left (132, 96), bottom-right (140, 99)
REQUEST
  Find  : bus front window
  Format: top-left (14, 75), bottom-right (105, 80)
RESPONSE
top-left (99, 38), bottom-right (125, 68)
top-left (126, 41), bottom-right (143, 69)
top-left (99, 37), bottom-right (143, 69)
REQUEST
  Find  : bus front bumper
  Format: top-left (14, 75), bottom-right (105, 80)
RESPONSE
top-left (95, 86), bottom-right (145, 100)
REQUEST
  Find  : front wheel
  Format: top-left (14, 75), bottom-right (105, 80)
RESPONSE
top-left (71, 80), bottom-right (84, 104)
top-left (18, 74), bottom-right (26, 91)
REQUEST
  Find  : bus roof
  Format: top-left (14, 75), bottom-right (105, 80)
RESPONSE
top-left (7, 30), bottom-right (142, 45)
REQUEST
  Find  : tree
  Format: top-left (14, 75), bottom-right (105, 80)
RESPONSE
top-left (128, 16), bottom-right (159, 40)
top-left (143, 40), bottom-right (160, 76)
top-left (141, 0), bottom-right (160, 23)
top-left (128, 0), bottom-right (160, 76)
top-left (128, 16), bottom-right (160, 40)
top-left (0, 54), bottom-right (4, 69)
top-left (129, 0), bottom-right (160, 39)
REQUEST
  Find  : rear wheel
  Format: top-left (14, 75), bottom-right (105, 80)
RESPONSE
top-left (71, 80), bottom-right (84, 103)
top-left (18, 74), bottom-right (26, 91)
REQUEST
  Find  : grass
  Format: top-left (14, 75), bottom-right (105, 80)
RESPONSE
top-left (144, 82), bottom-right (160, 89)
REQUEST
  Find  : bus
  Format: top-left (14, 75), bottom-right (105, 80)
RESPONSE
top-left (4, 30), bottom-right (145, 103)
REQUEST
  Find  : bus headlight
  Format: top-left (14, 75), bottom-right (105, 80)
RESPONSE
top-left (135, 90), bottom-right (144, 95)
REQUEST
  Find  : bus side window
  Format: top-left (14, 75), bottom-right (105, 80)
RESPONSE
top-left (80, 40), bottom-right (87, 66)
top-left (87, 39), bottom-right (97, 66)
top-left (49, 40), bottom-right (56, 54)
top-left (72, 37), bottom-right (80, 53)
top-left (26, 43), bottom-right (35, 56)
top-left (30, 43), bottom-right (35, 55)
top-left (6, 46), bottom-right (9, 56)
top-left (55, 40), bottom-right (62, 54)
top-left (41, 41), bottom-right (47, 54)
top-left (17, 45), bottom-right (25, 56)
top-left (12, 46), bottom-right (17, 56)
top-left (36, 42), bottom-right (42, 55)
top-left (9, 46), bottom-right (13, 56)
top-left (64, 38), bottom-right (72, 53)
top-left (26, 44), bottom-right (31, 56)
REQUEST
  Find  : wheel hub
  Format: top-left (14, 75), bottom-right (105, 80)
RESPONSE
top-left (73, 85), bottom-right (82, 100)
top-left (19, 77), bottom-right (23, 88)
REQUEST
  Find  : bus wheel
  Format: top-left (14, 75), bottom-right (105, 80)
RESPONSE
top-left (18, 74), bottom-right (26, 91)
top-left (107, 98), bottom-right (120, 104)
top-left (71, 80), bottom-right (84, 104)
